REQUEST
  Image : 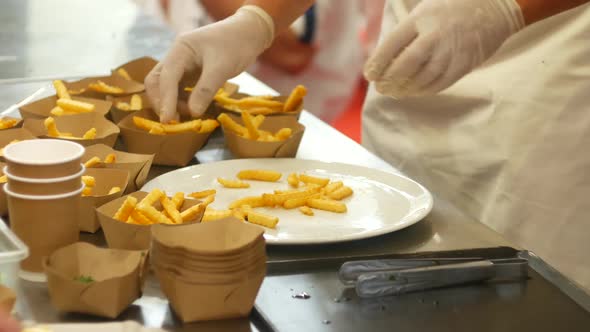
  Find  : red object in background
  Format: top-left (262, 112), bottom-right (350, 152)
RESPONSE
top-left (330, 79), bottom-right (367, 143)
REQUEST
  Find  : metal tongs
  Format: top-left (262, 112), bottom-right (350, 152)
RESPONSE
top-left (339, 257), bottom-right (528, 298)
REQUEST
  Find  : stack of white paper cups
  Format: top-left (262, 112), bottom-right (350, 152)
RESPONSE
top-left (2, 139), bottom-right (85, 282)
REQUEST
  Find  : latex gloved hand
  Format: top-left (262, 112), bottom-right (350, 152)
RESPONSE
top-left (145, 6), bottom-right (274, 123)
top-left (364, 0), bottom-right (524, 98)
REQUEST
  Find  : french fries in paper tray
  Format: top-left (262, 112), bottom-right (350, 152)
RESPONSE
top-left (82, 144), bottom-right (154, 193)
top-left (96, 191), bottom-right (208, 250)
top-left (23, 112), bottom-right (119, 147)
top-left (117, 109), bottom-right (219, 166)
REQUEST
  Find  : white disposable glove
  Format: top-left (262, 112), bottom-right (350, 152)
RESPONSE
top-left (364, 0), bottom-right (524, 98)
top-left (145, 6), bottom-right (275, 123)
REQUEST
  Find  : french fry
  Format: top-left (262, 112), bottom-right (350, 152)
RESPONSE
top-left (44, 117), bottom-right (60, 137)
top-left (241, 111), bottom-right (260, 140)
top-left (130, 94), bottom-right (142, 111)
top-left (202, 207), bottom-right (233, 222)
top-left (299, 206), bottom-right (314, 216)
top-left (180, 195), bottom-right (214, 222)
top-left (229, 196), bottom-right (265, 209)
top-left (247, 107), bottom-right (277, 115)
top-left (198, 119), bottom-right (220, 133)
top-left (104, 153), bottom-right (116, 164)
top-left (0, 175), bottom-right (7, 184)
top-left (149, 126), bottom-right (165, 135)
top-left (84, 156), bottom-right (101, 168)
top-left (283, 193), bottom-right (320, 209)
top-left (328, 186), bottom-right (353, 200)
top-left (189, 189), bottom-right (216, 199)
top-left (287, 173), bottom-right (299, 188)
top-left (52, 80), bottom-right (71, 99)
top-left (299, 174), bottom-right (330, 187)
top-left (129, 209), bottom-right (153, 225)
top-left (116, 102), bottom-right (131, 111)
top-left (137, 203), bottom-right (174, 225)
top-left (275, 128), bottom-right (292, 140)
top-left (108, 187), bottom-right (121, 195)
top-left (217, 113), bottom-right (247, 136)
top-left (56, 98), bottom-right (95, 113)
top-left (232, 205), bottom-right (248, 220)
top-left (81, 187), bottom-right (93, 196)
top-left (252, 114), bottom-right (265, 129)
top-left (307, 198), bottom-right (347, 213)
top-left (246, 210), bottom-right (279, 229)
top-left (324, 181), bottom-right (344, 194)
top-left (138, 189), bottom-right (164, 206)
top-left (82, 175), bottom-right (96, 187)
top-left (160, 196), bottom-right (182, 224)
top-left (161, 119), bottom-right (202, 133)
top-left (0, 118), bottom-right (18, 130)
top-left (255, 130), bottom-right (279, 142)
top-left (237, 169), bottom-right (282, 182)
top-left (82, 128), bottom-right (97, 139)
top-left (283, 85), bottom-right (307, 113)
top-left (217, 177), bottom-right (250, 189)
top-left (113, 196), bottom-right (137, 221)
top-left (171, 192), bottom-right (184, 210)
top-left (264, 186), bottom-right (320, 207)
top-left (50, 106), bottom-right (66, 117)
top-left (133, 116), bottom-right (164, 133)
top-left (68, 88), bottom-right (86, 95)
top-left (88, 80), bottom-right (124, 94)
top-left (116, 68), bottom-right (132, 80)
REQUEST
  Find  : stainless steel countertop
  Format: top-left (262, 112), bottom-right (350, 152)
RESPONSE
top-left (5, 0), bottom-right (581, 331)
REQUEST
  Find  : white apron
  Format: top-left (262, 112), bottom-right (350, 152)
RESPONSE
top-left (363, 1), bottom-right (590, 291)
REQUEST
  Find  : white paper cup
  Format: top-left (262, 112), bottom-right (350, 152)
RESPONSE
top-left (4, 165), bottom-right (85, 196)
top-left (5, 184), bottom-right (83, 276)
top-left (3, 139), bottom-right (84, 178)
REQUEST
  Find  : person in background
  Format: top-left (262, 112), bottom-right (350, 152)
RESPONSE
top-left (137, 0), bottom-right (383, 122)
top-left (145, 0), bottom-right (590, 292)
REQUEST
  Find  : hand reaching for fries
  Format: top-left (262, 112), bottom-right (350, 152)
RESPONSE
top-left (144, 6), bottom-right (274, 123)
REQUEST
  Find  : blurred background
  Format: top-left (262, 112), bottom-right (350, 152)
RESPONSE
top-left (0, 0), bottom-right (385, 142)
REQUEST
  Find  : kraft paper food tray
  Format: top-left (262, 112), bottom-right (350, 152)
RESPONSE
top-left (82, 144), bottom-right (154, 192)
top-left (79, 168), bottom-right (129, 233)
top-left (0, 128), bottom-right (37, 160)
top-left (0, 284), bottom-right (16, 314)
top-left (43, 242), bottom-right (148, 319)
top-left (151, 218), bottom-right (264, 256)
top-left (25, 321), bottom-right (168, 332)
top-left (23, 112), bottom-right (120, 147)
top-left (96, 191), bottom-right (204, 251)
top-left (107, 92), bottom-right (152, 124)
top-left (64, 75), bottom-right (145, 99)
top-left (113, 56), bottom-right (159, 83)
top-left (0, 117), bottom-right (23, 129)
top-left (118, 109), bottom-right (215, 167)
top-left (222, 116), bottom-right (305, 158)
top-left (19, 95), bottom-right (111, 119)
top-left (155, 267), bottom-right (265, 322)
top-left (0, 162), bottom-right (6, 216)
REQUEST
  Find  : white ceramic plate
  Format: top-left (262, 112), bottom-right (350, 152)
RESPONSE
top-left (142, 159), bottom-right (433, 245)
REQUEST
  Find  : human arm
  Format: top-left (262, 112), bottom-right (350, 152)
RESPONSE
top-left (364, 0), bottom-right (590, 99)
top-left (200, 0), bottom-right (316, 74)
top-left (145, 0), bottom-right (314, 122)
top-left (516, 0), bottom-right (590, 24)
